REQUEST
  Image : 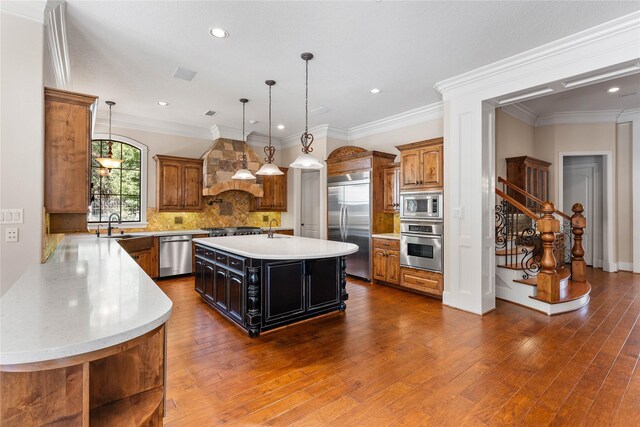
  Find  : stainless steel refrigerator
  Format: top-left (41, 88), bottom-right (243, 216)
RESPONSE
top-left (327, 171), bottom-right (371, 280)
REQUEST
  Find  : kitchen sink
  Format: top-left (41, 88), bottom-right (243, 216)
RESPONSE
top-left (99, 234), bottom-right (134, 239)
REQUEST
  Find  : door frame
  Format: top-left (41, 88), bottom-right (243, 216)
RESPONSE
top-left (558, 151), bottom-right (615, 272)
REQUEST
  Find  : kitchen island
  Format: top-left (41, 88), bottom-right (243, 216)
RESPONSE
top-left (1, 235), bottom-right (173, 426)
top-left (193, 234), bottom-right (358, 337)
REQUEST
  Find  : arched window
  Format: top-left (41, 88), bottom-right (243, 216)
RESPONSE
top-left (89, 136), bottom-right (147, 224)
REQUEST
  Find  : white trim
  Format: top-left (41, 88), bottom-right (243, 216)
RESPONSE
top-left (210, 124), bottom-right (246, 141)
top-left (617, 108), bottom-right (640, 123)
top-left (434, 11), bottom-right (640, 98)
top-left (44, 2), bottom-right (70, 89)
top-left (558, 151), bottom-right (616, 272)
top-left (618, 262), bottom-right (634, 271)
top-left (347, 102), bottom-right (444, 141)
top-left (500, 104), bottom-right (537, 126)
top-left (95, 111), bottom-right (211, 140)
top-left (632, 119), bottom-right (640, 273)
top-left (535, 110), bottom-right (623, 127)
top-left (91, 133), bottom-right (149, 225)
top-left (0, 1), bottom-right (46, 23)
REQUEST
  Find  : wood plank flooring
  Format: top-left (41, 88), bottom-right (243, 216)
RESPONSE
top-left (157, 268), bottom-right (640, 426)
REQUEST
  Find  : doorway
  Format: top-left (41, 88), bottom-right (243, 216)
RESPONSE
top-left (563, 155), bottom-right (604, 267)
top-left (300, 170), bottom-right (320, 238)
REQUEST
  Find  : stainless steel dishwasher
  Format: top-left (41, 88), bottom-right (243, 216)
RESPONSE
top-left (159, 235), bottom-right (193, 277)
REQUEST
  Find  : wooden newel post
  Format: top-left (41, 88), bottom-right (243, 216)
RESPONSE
top-left (537, 202), bottom-right (560, 296)
top-left (571, 203), bottom-right (587, 282)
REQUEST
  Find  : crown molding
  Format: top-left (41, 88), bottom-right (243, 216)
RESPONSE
top-left (348, 101), bottom-right (443, 141)
top-left (434, 11), bottom-right (640, 98)
top-left (0, 0), bottom-right (46, 23)
top-left (535, 109), bottom-right (623, 127)
top-left (44, 2), bottom-right (70, 89)
top-left (210, 124), bottom-right (248, 141)
top-left (281, 124), bottom-right (348, 148)
top-left (500, 103), bottom-right (538, 126)
top-left (617, 107), bottom-right (640, 123)
top-left (246, 134), bottom-right (282, 148)
top-left (96, 111), bottom-right (211, 140)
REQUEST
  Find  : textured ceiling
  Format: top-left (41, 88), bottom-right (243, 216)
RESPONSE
top-left (520, 73), bottom-right (640, 115)
top-left (64, 1), bottom-right (639, 137)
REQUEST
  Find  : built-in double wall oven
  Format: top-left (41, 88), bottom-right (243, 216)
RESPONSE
top-left (400, 191), bottom-right (443, 273)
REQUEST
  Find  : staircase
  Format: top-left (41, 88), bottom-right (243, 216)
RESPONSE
top-left (495, 177), bottom-right (591, 315)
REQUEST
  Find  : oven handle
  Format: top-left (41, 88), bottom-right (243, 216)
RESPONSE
top-left (401, 232), bottom-right (443, 239)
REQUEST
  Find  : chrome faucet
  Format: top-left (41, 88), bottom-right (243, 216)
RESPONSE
top-left (107, 213), bottom-right (121, 237)
top-left (267, 219), bottom-right (278, 239)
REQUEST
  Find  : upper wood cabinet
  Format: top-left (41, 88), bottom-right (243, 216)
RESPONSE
top-left (383, 163), bottom-right (400, 213)
top-left (154, 155), bottom-right (203, 211)
top-left (397, 138), bottom-right (443, 191)
top-left (252, 167), bottom-right (288, 212)
top-left (45, 88), bottom-right (97, 214)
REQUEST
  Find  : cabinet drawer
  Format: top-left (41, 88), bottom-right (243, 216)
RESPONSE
top-left (372, 238), bottom-right (400, 250)
top-left (228, 256), bottom-right (245, 274)
top-left (195, 245), bottom-right (205, 256)
top-left (214, 253), bottom-right (228, 265)
top-left (401, 267), bottom-right (443, 296)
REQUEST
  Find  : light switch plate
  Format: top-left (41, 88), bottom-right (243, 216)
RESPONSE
top-left (5, 228), bottom-right (18, 242)
top-left (0, 209), bottom-right (24, 224)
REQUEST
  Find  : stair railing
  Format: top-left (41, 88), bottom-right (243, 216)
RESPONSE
top-left (498, 177), bottom-right (573, 268)
top-left (495, 188), bottom-right (544, 280)
top-left (571, 203), bottom-right (587, 282)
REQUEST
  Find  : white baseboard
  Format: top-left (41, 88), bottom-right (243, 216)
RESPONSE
top-left (618, 262), bottom-right (634, 272)
top-left (603, 261), bottom-right (618, 272)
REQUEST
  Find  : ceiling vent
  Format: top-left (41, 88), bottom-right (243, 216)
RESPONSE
top-left (173, 67), bottom-right (197, 81)
top-left (204, 110), bottom-right (217, 116)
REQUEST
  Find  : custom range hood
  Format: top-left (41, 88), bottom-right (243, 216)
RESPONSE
top-left (202, 138), bottom-right (264, 197)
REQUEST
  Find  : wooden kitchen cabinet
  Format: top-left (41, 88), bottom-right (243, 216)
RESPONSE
top-left (397, 138), bottom-right (443, 191)
top-left (383, 163), bottom-right (400, 213)
top-left (118, 236), bottom-right (158, 278)
top-left (252, 167), bottom-right (288, 211)
top-left (192, 233), bottom-right (209, 274)
top-left (372, 237), bottom-right (400, 285)
top-left (505, 155), bottom-right (550, 204)
top-left (400, 266), bottom-right (443, 298)
top-left (45, 88), bottom-right (98, 232)
top-left (154, 155), bottom-right (203, 211)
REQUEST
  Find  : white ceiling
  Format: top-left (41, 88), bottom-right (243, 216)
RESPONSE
top-left (519, 72), bottom-right (640, 116)
top-left (64, 1), bottom-right (639, 139)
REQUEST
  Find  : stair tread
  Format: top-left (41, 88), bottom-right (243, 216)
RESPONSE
top-left (530, 280), bottom-right (591, 304)
top-left (495, 247), bottom-right (534, 256)
top-left (512, 278), bottom-right (537, 286)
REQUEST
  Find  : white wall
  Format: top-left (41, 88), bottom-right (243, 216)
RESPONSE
top-left (616, 122), bottom-right (633, 269)
top-left (495, 109), bottom-right (535, 180)
top-left (0, 12), bottom-right (44, 290)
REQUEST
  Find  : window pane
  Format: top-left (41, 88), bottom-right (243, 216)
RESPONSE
top-left (122, 144), bottom-right (141, 169)
top-left (100, 195), bottom-right (121, 222)
top-left (89, 196), bottom-right (101, 222)
top-left (91, 141), bottom-right (103, 167)
top-left (99, 168), bottom-right (121, 195)
top-left (121, 170), bottom-right (140, 196)
top-left (122, 196), bottom-right (140, 222)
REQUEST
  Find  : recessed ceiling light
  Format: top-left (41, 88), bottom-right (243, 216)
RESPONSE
top-left (370, 88), bottom-right (381, 94)
top-left (249, 120), bottom-right (258, 124)
top-left (277, 124), bottom-right (285, 130)
top-left (608, 87), bottom-right (620, 93)
top-left (210, 28), bottom-right (229, 38)
top-left (157, 101), bottom-right (168, 106)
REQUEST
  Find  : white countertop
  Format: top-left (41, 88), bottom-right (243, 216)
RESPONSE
top-left (0, 235), bottom-right (173, 366)
top-left (371, 233), bottom-right (401, 240)
top-left (194, 234), bottom-right (358, 260)
top-left (122, 229), bottom-right (209, 237)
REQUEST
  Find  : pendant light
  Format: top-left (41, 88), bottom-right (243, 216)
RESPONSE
top-left (231, 98), bottom-right (256, 180)
top-left (290, 52), bottom-right (324, 170)
top-left (96, 101), bottom-right (124, 171)
top-left (256, 80), bottom-right (283, 176)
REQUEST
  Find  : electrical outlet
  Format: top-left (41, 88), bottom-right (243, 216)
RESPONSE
top-left (174, 216), bottom-right (183, 224)
top-left (5, 228), bottom-right (18, 242)
top-left (263, 215), bottom-right (269, 222)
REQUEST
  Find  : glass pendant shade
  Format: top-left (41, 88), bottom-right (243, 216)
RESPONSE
top-left (231, 168), bottom-right (255, 180)
top-left (96, 156), bottom-right (123, 169)
top-left (290, 152), bottom-right (324, 169)
top-left (256, 162), bottom-right (284, 175)
top-left (97, 167), bottom-right (111, 177)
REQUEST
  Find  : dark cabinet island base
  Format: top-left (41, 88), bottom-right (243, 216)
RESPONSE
top-left (195, 243), bottom-right (348, 337)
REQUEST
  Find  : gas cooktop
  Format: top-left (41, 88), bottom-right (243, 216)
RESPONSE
top-left (203, 226), bottom-right (263, 237)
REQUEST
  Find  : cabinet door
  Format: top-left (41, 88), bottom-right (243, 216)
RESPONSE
top-left (386, 250), bottom-right (401, 285)
top-left (214, 266), bottom-right (228, 312)
top-left (194, 258), bottom-right (204, 294)
top-left (158, 161), bottom-right (183, 210)
top-left (182, 163), bottom-right (202, 210)
top-left (227, 272), bottom-right (244, 324)
top-left (400, 149), bottom-right (421, 190)
top-left (45, 101), bottom-right (90, 213)
top-left (253, 168), bottom-right (288, 211)
top-left (307, 258), bottom-right (340, 311)
top-left (137, 250), bottom-right (152, 276)
top-left (383, 168), bottom-right (397, 213)
top-left (372, 248), bottom-right (388, 282)
top-left (203, 262), bottom-right (215, 302)
top-left (263, 261), bottom-right (305, 325)
top-left (420, 145), bottom-right (443, 188)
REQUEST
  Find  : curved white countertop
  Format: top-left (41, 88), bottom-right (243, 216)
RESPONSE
top-left (194, 234), bottom-right (359, 260)
top-left (0, 235), bottom-right (173, 367)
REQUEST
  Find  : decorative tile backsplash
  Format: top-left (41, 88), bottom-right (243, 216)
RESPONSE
top-left (394, 213), bottom-right (400, 234)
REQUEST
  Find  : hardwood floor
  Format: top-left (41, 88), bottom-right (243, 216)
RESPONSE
top-left (157, 268), bottom-right (640, 426)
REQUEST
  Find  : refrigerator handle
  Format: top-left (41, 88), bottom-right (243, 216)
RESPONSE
top-left (341, 204), bottom-right (347, 241)
top-left (338, 204), bottom-right (344, 241)
top-left (343, 205), bottom-right (349, 240)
